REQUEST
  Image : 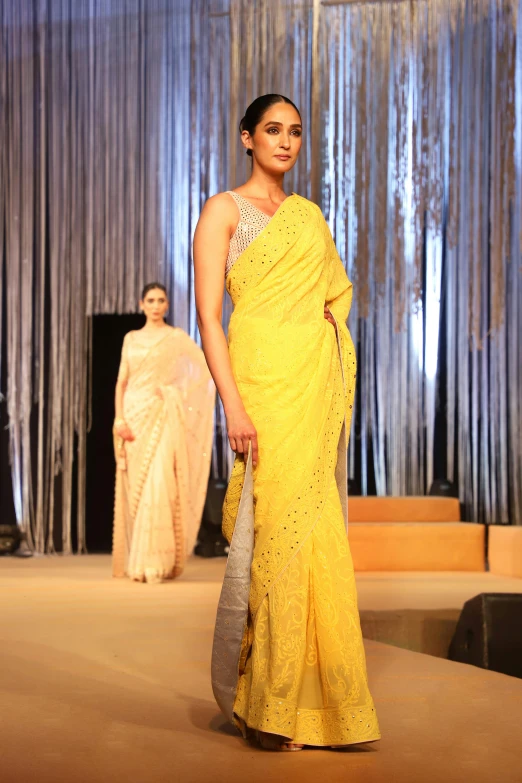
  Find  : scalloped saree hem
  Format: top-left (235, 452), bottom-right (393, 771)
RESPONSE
top-left (233, 689), bottom-right (381, 747)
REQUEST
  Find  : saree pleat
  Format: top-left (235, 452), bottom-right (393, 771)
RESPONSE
top-left (211, 195), bottom-right (380, 746)
top-left (112, 328), bottom-right (215, 581)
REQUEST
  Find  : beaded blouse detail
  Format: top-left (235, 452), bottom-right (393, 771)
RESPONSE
top-left (225, 191), bottom-right (271, 277)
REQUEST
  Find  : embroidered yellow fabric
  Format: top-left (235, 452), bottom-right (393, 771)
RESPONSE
top-left (222, 194), bottom-right (380, 746)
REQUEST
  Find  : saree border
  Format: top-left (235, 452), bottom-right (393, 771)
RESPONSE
top-left (211, 447), bottom-right (255, 725)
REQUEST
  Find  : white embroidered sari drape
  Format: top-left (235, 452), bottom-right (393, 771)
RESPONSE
top-left (112, 327), bottom-right (215, 582)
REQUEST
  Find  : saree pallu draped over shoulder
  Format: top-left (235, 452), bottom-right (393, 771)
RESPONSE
top-left (112, 328), bottom-right (215, 583)
top-left (211, 195), bottom-right (380, 746)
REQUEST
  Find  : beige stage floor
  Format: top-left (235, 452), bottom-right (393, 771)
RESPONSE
top-left (1, 555), bottom-right (522, 783)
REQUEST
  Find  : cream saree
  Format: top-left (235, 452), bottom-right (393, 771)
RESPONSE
top-left (211, 194), bottom-right (380, 746)
top-left (112, 327), bottom-right (215, 582)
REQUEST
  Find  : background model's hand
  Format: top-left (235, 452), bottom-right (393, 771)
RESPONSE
top-left (116, 423), bottom-right (135, 442)
top-left (324, 305), bottom-right (337, 331)
top-left (227, 408), bottom-right (258, 467)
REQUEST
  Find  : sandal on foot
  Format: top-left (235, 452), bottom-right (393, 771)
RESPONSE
top-left (257, 731), bottom-right (304, 752)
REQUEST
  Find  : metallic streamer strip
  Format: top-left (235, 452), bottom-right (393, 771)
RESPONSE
top-left (0, 5), bottom-right (5, 396)
top-left (0, 0), bottom-right (521, 555)
top-left (4, 0), bottom-right (35, 545)
top-left (317, 0), bottom-right (521, 520)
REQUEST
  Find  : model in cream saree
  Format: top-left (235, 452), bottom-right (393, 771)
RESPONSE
top-left (112, 327), bottom-right (215, 582)
top-left (211, 194), bottom-right (380, 746)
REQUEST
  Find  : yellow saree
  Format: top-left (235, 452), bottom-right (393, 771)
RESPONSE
top-left (211, 194), bottom-right (380, 746)
top-left (112, 327), bottom-right (215, 582)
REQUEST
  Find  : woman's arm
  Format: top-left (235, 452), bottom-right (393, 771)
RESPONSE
top-left (114, 337), bottom-right (135, 441)
top-left (114, 377), bottom-right (126, 420)
top-left (114, 379), bottom-right (135, 441)
top-left (193, 194), bottom-right (259, 467)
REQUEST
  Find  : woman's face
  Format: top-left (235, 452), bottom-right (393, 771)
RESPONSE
top-left (140, 288), bottom-right (168, 322)
top-left (243, 102), bottom-right (302, 175)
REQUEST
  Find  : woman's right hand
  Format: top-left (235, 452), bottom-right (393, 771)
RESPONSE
top-left (226, 408), bottom-right (258, 467)
top-left (116, 422), bottom-right (135, 442)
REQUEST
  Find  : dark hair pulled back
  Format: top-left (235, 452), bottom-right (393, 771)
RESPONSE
top-left (141, 282), bottom-right (168, 300)
top-left (239, 94), bottom-right (301, 157)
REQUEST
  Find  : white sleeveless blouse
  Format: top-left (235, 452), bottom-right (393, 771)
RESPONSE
top-left (225, 191), bottom-right (271, 277)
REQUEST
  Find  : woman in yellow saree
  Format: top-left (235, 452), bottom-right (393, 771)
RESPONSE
top-left (194, 96), bottom-right (380, 750)
top-left (112, 283), bottom-right (215, 583)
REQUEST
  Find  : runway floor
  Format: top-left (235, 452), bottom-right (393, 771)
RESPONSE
top-left (1, 555), bottom-right (522, 783)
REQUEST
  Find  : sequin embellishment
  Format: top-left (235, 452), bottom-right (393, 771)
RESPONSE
top-left (225, 192), bottom-right (271, 277)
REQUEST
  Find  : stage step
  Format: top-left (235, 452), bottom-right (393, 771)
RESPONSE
top-left (348, 496), bottom-right (461, 523)
top-left (489, 526), bottom-right (522, 578)
top-left (349, 522), bottom-right (485, 571)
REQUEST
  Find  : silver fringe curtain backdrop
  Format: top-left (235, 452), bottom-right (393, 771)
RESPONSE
top-left (0, 0), bottom-right (520, 552)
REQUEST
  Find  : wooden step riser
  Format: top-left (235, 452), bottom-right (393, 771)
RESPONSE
top-left (348, 523), bottom-right (485, 571)
top-left (489, 526), bottom-right (522, 578)
top-left (348, 496), bottom-right (461, 523)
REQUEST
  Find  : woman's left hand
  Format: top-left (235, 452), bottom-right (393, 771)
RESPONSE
top-left (324, 305), bottom-right (337, 331)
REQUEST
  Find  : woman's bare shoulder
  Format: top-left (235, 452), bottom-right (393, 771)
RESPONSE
top-left (201, 191), bottom-right (237, 223)
top-left (201, 191), bottom-right (237, 219)
top-left (196, 192), bottom-right (238, 240)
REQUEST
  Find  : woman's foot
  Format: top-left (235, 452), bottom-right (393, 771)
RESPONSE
top-left (257, 731), bottom-right (304, 752)
top-left (144, 568), bottom-right (163, 584)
